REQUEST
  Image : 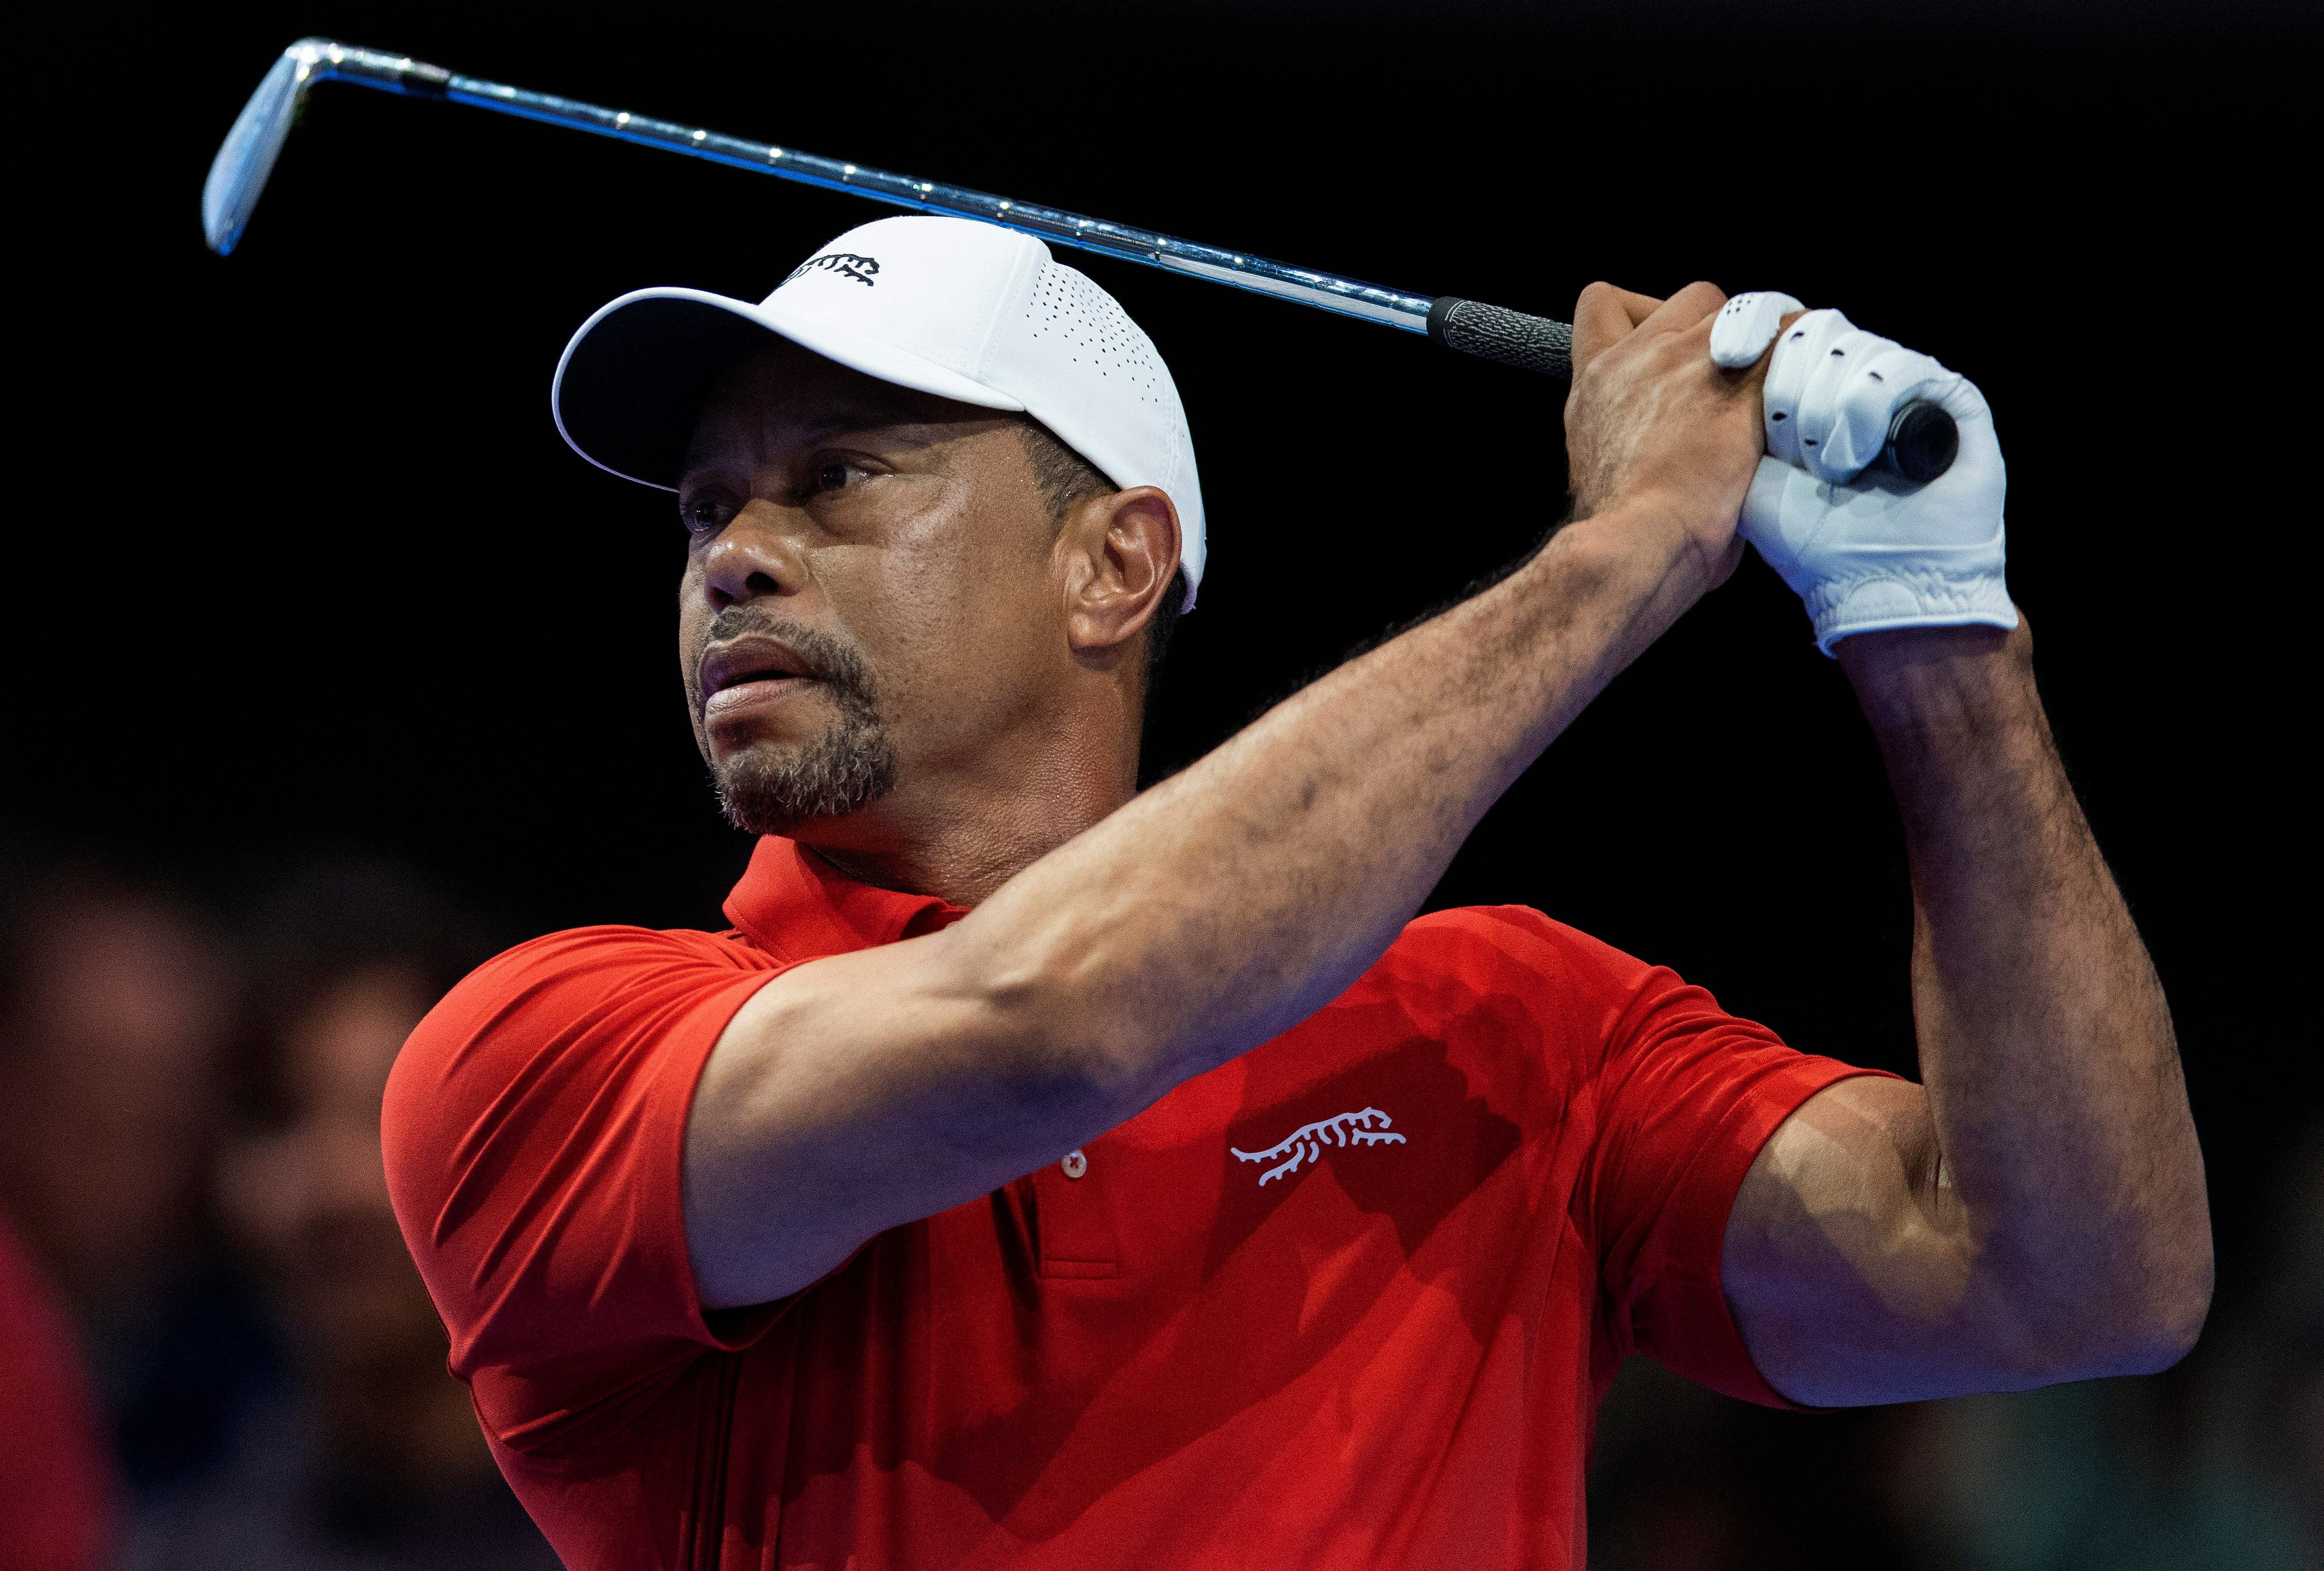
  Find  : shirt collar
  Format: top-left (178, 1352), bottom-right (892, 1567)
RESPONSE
top-left (722, 836), bottom-right (966, 960)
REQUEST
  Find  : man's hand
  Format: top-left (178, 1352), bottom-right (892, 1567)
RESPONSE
top-left (1714, 297), bottom-right (2017, 655)
top-left (1563, 280), bottom-right (1766, 593)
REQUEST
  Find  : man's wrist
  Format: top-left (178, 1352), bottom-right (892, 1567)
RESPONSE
top-left (1556, 496), bottom-right (1729, 596)
top-left (1836, 617), bottom-right (2037, 738)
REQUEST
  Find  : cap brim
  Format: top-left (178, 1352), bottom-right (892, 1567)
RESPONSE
top-left (552, 288), bottom-right (1025, 491)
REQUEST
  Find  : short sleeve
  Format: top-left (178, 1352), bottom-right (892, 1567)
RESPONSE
top-left (382, 925), bottom-right (787, 1461)
top-left (1573, 941), bottom-right (1889, 1407)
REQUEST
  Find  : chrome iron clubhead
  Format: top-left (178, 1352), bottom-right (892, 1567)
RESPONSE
top-left (202, 40), bottom-right (327, 255)
top-left (203, 41), bottom-right (458, 255)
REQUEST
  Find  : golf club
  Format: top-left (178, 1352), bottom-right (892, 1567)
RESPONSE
top-left (203, 38), bottom-right (1960, 484)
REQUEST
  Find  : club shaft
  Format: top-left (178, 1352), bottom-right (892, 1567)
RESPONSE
top-left (302, 42), bottom-right (1437, 334)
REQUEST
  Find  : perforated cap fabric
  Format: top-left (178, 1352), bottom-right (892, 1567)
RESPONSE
top-left (554, 216), bottom-right (1206, 605)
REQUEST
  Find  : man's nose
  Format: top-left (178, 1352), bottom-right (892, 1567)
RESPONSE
top-left (702, 506), bottom-right (808, 610)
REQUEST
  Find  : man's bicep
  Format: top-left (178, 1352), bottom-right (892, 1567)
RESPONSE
top-left (682, 930), bottom-right (1111, 1311)
top-left (1720, 1075), bottom-right (1986, 1406)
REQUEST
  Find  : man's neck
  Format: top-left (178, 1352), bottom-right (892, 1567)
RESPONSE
top-left (800, 746), bottom-right (1140, 908)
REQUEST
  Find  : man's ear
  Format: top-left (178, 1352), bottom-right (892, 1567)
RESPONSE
top-left (1059, 486), bottom-right (1181, 661)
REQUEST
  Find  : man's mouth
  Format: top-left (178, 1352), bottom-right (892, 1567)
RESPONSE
top-left (699, 635), bottom-right (822, 721)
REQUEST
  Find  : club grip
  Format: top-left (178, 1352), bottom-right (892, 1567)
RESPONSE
top-left (1426, 297), bottom-right (1573, 379)
top-left (1427, 295), bottom-right (1960, 483)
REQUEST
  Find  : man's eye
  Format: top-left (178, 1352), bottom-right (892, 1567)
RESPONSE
top-left (680, 497), bottom-right (732, 534)
top-left (809, 459), bottom-right (864, 496)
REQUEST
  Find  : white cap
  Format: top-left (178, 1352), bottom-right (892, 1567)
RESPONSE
top-left (553, 215), bottom-right (1206, 606)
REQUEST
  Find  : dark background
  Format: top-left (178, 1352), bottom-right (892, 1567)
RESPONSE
top-left (9, 3), bottom-right (2316, 1566)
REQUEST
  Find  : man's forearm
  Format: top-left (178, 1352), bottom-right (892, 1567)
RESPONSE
top-left (1840, 621), bottom-right (2211, 1373)
top-left (957, 506), bottom-right (1713, 1095)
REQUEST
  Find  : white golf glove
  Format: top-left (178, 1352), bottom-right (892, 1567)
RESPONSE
top-left (1709, 292), bottom-right (2017, 656)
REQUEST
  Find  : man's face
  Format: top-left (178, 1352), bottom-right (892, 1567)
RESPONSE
top-left (675, 343), bottom-right (1069, 841)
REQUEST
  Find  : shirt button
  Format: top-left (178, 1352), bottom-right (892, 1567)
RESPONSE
top-left (1061, 1150), bottom-right (1088, 1180)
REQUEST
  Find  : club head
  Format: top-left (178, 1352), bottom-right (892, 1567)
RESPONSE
top-left (203, 40), bottom-right (335, 255)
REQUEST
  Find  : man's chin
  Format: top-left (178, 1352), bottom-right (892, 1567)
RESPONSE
top-left (712, 730), bottom-right (898, 838)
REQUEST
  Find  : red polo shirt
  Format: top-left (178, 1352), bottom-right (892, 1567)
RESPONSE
top-left (384, 837), bottom-right (1877, 1570)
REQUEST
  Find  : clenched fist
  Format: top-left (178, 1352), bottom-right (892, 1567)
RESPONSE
top-left (1711, 294), bottom-right (2016, 655)
top-left (1562, 280), bottom-right (1767, 590)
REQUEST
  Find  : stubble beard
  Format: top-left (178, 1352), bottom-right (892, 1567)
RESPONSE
top-left (703, 620), bottom-right (900, 837)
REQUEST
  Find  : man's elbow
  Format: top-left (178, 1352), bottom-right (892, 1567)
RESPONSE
top-left (2117, 1207), bottom-right (2216, 1373)
top-left (2110, 1253), bottom-right (2214, 1376)
top-left (2019, 1236), bottom-right (2214, 1383)
top-left (2073, 1297), bottom-right (2207, 1381)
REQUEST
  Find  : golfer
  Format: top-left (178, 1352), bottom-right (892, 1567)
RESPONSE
top-left (384, 216), bottom-right (2211, 1569)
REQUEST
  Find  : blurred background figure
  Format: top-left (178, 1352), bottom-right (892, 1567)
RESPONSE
top-left (120, 858), bottom-right (559, 1570)
top-left (0, 850), bottom-right (265, 1528)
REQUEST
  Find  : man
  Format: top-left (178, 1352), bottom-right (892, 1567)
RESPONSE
top-left (384, 215), bottom-right (2211, 1569)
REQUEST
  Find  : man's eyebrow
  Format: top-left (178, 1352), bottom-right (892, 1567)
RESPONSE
top-left (810, 394), bottom-right (982, 437)
top-left (682, 403), bottom-right (950, 478)
top-left (790, 407), bottom-right (892, 438)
